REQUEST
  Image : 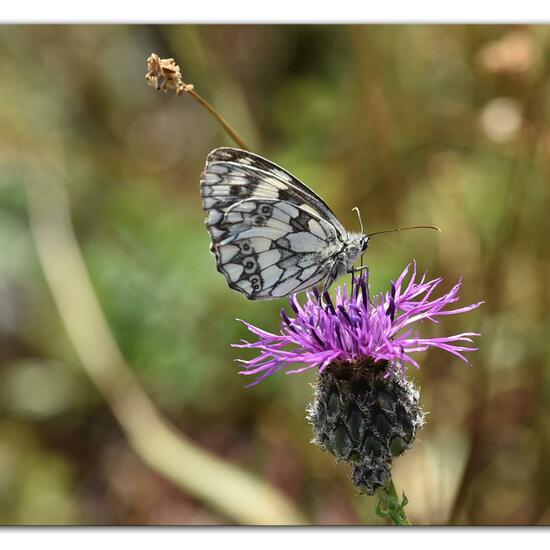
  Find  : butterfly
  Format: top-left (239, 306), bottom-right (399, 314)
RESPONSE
top-left (199, 147), bottom-right (370, 301)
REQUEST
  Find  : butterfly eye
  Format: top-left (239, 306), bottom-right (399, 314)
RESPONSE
top-left (361, 237), bottom-right (369, 252)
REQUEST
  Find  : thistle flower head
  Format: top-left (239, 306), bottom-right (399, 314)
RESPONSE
top-left (235, 262), bottom-right (483, 385)
top-left (234, 262), bottom-right (483, 497)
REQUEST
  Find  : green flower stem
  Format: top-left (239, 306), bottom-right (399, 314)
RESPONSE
top-left (375, 477), bottom-right (411, 525)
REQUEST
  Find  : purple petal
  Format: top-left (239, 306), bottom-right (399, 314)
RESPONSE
top-left (234, 262), bottom-right (483, 384)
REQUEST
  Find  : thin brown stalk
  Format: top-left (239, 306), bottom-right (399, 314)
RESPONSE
top-left (186, 87), bottom-right (250, 151)
top-left (145, 53), bottom-right (250, 151)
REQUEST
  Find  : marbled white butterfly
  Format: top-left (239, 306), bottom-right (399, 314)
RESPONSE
top-left (200, 147), bottom-right (370, 300)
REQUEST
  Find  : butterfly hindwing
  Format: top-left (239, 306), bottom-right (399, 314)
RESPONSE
top-left (200, 148), bottom-right (346, 300)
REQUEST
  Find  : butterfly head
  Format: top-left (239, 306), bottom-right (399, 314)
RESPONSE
top-left (339, 233), bottom-right (369, 276)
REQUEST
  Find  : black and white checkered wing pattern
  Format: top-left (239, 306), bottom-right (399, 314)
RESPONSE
top-left (200, 148), bottom-right (347, 300)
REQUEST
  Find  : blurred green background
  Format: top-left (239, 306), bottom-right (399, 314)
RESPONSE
top-left (0, 24), bottom-right (549, 525)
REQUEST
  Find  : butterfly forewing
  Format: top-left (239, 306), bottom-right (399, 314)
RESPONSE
top-left (200, 148), bottom-right (347, 300)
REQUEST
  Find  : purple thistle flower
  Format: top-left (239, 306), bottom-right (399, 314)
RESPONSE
top-left (234, 262), bottom-right (483, 386)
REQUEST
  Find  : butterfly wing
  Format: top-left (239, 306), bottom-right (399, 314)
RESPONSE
top-left (200, 147), bottom-right (347, 300)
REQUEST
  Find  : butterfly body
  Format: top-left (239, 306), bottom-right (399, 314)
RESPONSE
top-left (200, 147), bottom-right (368, 300)
top-left (330, 232), bottom-right (369, 283)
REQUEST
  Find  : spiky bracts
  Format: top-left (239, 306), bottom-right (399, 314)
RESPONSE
top-left (234, 263), bottom-right (482, 495)
top-left (307, 360), bottom-right (424, 495)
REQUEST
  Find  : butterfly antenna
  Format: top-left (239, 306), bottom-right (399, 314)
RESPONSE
top-left (365, 225), bottom-right (441, 238)
top-left (352, 207), bottom-right (365, 269)
top-left (352, 207), bottom-right (364, 234)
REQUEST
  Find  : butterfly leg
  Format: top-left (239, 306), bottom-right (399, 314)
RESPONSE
top-left (349, 265), bottom-right (369, 274)
top-left (320, 262), bottom-right (337, 301)
top-left (314, 264), bottom-right (335, 306)
top-left (313, 264), bottom-right (337, 330)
